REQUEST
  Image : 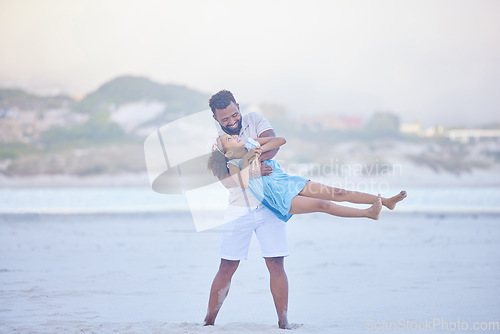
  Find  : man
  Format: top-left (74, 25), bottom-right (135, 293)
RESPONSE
top-left (203, 90), bottom-right (291, 329)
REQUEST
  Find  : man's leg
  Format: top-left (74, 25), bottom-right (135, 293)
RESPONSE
top-left (265, 256), bottom-right (290, 329)
top-left (204, 259), bottom-right (240, 326)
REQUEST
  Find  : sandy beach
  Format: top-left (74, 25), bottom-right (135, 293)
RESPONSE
top-left (1, 209), bottom-right (499, 333)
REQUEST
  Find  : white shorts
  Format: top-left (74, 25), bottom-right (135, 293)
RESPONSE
top-left (219, 204), bottom-right (289, 261)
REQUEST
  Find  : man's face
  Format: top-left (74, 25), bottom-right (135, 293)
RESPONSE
top-left (213, 102), bottom-right (242, 135)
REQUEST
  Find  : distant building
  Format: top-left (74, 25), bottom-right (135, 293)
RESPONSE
top-left (0, 106), bottom-right (88, 143)
top-left (399, 121), bottom-right (422, 136)
top-left (446, 129), bottom-right (500, 143)
top-left (424, 125), bottom-right (445, 137)
top-left (0, 108), bottom-right (19, 119)
top-left (399, 120), bottom-right (500, 142)
top-left (399, 121), bottom-right (445, 137)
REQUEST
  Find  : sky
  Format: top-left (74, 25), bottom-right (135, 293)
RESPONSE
top-left (1, 0), bottom-right (499, 127)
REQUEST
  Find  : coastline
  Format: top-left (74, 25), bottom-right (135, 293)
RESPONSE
top-left (1, 165), bottom-right (499, 188)
top-left (0, 172), bottom-right (152, 188)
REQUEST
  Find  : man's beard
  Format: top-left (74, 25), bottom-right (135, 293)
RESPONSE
top-left (221, 120), bottom-right (242, 135)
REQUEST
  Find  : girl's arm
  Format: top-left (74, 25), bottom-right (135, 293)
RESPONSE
top-left (253, 137), bottom-right (286, 154)
top-left (227, 164), bottom-right (249, 189)
top-left (227, 149), bottom-right (259, 189)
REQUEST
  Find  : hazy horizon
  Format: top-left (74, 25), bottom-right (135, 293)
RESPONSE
top-left (1, 0), bottom-right (499, 127)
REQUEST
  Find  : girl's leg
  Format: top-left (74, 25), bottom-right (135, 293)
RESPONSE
top-left (299, 181), bottom-right (407, 210)
top-left (289, 194), bottom-right (382, 220)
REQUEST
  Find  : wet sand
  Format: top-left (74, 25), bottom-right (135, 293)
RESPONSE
top-left (1, 211), bottom-right (499, 333)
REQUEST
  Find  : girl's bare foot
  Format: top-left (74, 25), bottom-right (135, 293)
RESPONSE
top-left (383, 191), bottom-right (407, 210)
top-left (367, 195), bottom-right (382, 220)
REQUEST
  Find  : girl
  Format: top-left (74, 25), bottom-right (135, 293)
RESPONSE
top-left (208, 134), bottom-right (407, 222)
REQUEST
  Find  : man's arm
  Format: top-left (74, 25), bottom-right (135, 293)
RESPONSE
top-left (258, 129), bottom-right (279, 162)
top-left (254, 136), bottom-right (286, 153)
top-left (255, 129), bottom-right (278, 176)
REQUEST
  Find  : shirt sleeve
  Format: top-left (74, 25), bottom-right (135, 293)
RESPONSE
top-left (244, 138), bottom-right (261, 150)
top-left (251, 112), bottom-right (273, 137)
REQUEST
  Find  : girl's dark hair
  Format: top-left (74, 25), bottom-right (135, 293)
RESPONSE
top-left (207, 149), bottom-right (229, 180)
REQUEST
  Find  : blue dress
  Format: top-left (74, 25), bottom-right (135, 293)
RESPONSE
top-left (227, 138), bottom-right (309, 222)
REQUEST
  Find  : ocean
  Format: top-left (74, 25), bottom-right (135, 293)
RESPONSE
top-left (0, 186), bottom-right (499, 215)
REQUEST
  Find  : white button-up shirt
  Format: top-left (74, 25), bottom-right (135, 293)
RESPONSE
top-left (216, 112), bottom-right (273, 207)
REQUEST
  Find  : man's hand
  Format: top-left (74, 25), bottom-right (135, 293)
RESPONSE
top-left (242, 149), bottom-right (256, 164)
top-left (251, 147), bottom-right (273, 176)
top-left (260, 162), bottom-right (273, 176)
top-left (248, 161), bottom-right (273, 177)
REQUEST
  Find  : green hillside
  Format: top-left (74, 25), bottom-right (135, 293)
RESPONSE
top-left (76, 76), bottom-right (209, 118)
top-left (0, 88), bottom-right (74, 110)
top-left (0, 76), bottom-right (212, 175)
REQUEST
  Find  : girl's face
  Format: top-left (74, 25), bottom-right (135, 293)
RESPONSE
top-left (220, 134), bottom-right (245, 151)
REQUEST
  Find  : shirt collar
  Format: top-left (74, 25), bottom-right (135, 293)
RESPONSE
top-left (239, 113), bottom-right (250, 137)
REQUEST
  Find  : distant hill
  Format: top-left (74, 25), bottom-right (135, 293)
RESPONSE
top-left (0, 76), bottom-right (214, 176)
top-left (0, 88), bottom-right (75, 110)
top-left (1, 75), bottom-right (212, 143)
top-left (76, 76), bottom-right (210, 118)
top-left (1, 75), bottom-right (210, 120)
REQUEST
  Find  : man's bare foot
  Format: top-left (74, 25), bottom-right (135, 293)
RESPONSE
top-left (383, 191), bottom-right (407, 210)
top-left (367, 195), bottom-right (382, 220)
top-left (279, 320), bottom-right (292, 329)
top-left (279, 321), bottom-right (303, 330)
top-left (203, 315), bottom-right (215, 326)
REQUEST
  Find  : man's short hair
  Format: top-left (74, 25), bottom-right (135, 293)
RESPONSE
top-left (209, 90), bottom-right (237, 114)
